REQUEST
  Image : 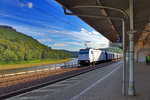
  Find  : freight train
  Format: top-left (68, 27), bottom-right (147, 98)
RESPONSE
top-left (78, 48), bottom-right (122, 65)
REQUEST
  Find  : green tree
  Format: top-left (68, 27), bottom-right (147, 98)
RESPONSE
top-left (16, 51), bottom-right (24, 61)
top-left (41, 51), bottom-right (47, 59)
top-left (110, 49), bottom-right (115, 53)
top-left (3, 50), bottom-right (18, 62)
top-left (116, 49), bottom-right (122, 54)
top-left (0, 45), bottom-right (4, 52)
top-left (24, 51), bottom-right (32, 61)
top-left (0, 54), bottom-right (2, 60)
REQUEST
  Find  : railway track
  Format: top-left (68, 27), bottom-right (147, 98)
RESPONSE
top-left (0, 60), bottom-right (120, 99)
top-left (0, 68), bottom-right (77, 87)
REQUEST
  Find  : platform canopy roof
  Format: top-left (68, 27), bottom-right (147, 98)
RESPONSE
top-left (55, 0), bottom-right (150, 47)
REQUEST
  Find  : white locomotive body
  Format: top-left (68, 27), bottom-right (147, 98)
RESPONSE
top-left (78, 48), bottom-right (106, 65)
top-left (78, 48), bottom-right (122, 65)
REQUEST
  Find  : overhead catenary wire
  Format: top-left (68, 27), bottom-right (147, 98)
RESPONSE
top-left (2, 10), bottom-right (63, 30)
top-left (3, 9), bottom-right (83, 33)
top-left (18, 0), bottom-right (83, 29)
top-left (0, 14), bottom-right (83, 41)
top-left (0, 14), bottom-right (61, 31)
top-left (42, 0), bottom-right (88, 30)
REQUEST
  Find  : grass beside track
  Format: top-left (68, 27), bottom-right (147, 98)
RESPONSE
top-left (0, 58), bottom-right (72, 70)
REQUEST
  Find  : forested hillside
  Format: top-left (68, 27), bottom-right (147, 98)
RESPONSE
top-left (0, 25), bottom-right (70, 64)
top-left (61, 50), bottom-right (78, 58)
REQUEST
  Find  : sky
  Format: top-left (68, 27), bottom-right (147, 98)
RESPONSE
top-left (0, 0), bottom-right (109, 51)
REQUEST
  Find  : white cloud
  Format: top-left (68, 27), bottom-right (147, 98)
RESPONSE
top-left (0, 22), bottom-right (46, 36)
top-left (92, 31), bottom-right (100, 35)
top-left (13, 25), bottom-right (45, 36)
top-left (47, 29), bottom-right (70, 35)
top-left (66, 42), bottom-right (82, 46)
top-left (48, 30), bottom-right (61, 33)
top-left (27, 2), bottom-right (33, 8)
top-left (53, 43), bottom-right (69, 47)
top-left (63, 28), bottom-right (109, 48)
top-left (38, 38), bottom-right (52, 42)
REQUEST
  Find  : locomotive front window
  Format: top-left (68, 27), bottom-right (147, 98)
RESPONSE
top-left (79, 52), bottom-right (89, 54)
top-left (79, 49), bottom-right (89, 54)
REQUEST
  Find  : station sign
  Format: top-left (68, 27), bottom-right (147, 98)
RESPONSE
top-left (110, 42), bottom-right (122, 47)
top-left (116, 37), bottom-right (122, 43)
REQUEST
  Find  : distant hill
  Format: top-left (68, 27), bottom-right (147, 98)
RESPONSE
top-left (0, 25), bottom-right (16, 31)
top-left (0, 25), bottom-right (70, 64)
top-left (0, 25), bottom-right (40, 44)
top-left (61, 50), bottom-right (78, 58)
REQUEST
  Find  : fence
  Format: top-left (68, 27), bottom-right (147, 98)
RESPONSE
top-left (0, 62), bottom-right (79, 78)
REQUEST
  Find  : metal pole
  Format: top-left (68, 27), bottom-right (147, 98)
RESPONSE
top-left (122, 19), bottom-right (126, 95)
top-left (35, 67), bottom-right (37, 73)
top-left (3, 69), bottom-right (5, 78)
top-left (27, 67), bottom-right (29, 74)
top-left (128, 0), bottom-right (136, 96)
top-left (16, 68), bottom-right (18, 76)
top-left (26, 67), bottom-right (28, 74)
top-left (49, 65), bottom-right (51, 70)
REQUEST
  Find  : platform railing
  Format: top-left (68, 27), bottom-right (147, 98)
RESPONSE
top-left (0, 62), bottom-right (79, 78)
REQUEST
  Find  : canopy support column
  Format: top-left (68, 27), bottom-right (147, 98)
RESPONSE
top-left (122, 19), bottom-right (126, 95)
top-left (128, 0), bottom-right (136, 96)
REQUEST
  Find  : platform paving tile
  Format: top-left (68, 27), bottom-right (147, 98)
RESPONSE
top-left (77, 62), bottom-right (150, 100)
top-left (20, 91), bottom-right (51, 97)
top-left (41, 61), bottom-right (122, 100)
top-left (7, 70), bottom-right (84, 100)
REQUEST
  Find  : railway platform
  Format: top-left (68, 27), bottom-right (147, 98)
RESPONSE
top-left (7, 61), bottom-right (150, 100)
